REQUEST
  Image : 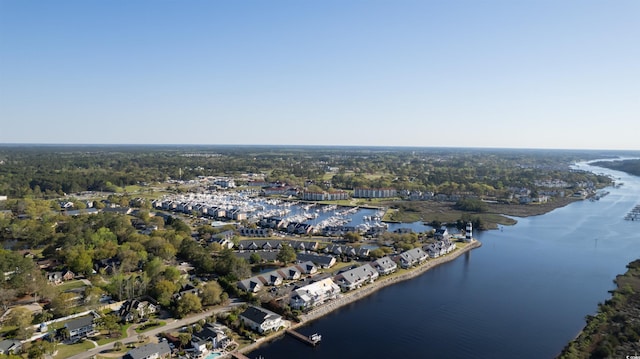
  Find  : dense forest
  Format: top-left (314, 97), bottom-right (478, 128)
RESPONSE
top-left (0, 145), bottom-right (616, 199)
top-left (592, 159), bottom-right (640, 178)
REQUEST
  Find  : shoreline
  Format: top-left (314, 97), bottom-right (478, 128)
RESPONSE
top-left (235, 239), bottom-right (483, 356)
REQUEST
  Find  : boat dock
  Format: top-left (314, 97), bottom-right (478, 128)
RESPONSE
top-left (286, 329), bottom-right (322, 346)
top-left (625, 205), bottom-right (640, 221)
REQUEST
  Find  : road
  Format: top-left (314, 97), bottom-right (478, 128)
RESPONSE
top-left (66, 300), bottom-right (244, 359)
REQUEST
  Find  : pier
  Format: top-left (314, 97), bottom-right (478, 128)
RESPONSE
top-left (286, 329), bottom-right (322, 346)
top-left (624, 205), bottom-right (640, 221)
top-left (230, 352), bottom-right (251, 359)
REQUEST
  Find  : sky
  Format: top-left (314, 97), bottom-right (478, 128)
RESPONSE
top-left (0, 1), bottom-right (639, 150)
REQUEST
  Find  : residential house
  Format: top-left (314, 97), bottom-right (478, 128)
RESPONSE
top-left (192, 323), bottom-right (230, 352)
top-left (173, 283), bottom-right (200, 302)
top-left (424, 239), bottom-right (457, 258)
top-left (434, 226), bottom-right (450, 240)
top-left (372, 256), bottom-right (397, 275)
top-left (397, 247), bottom-right (429, 269)
top-left (276, 267), bottom-right (302, 281)
top-left (237, 278), bottom-right (263, 293)
top-left (296, 253), bottom-right (336, 268)
top-left (294, 261), bottom-right (318, 275)
top-left (65, 315), bottom-right (95, 341)
top-left (123, 341), bottom-right (171, 359)
top-left (239, 306), bottom-right (285, 334)
top-left (0, 339), bottom-right (22, 355)
top-left (333, 264), bottom-right (379, 291)
top-left (290, 278), bottom-right (341, 310)
top-left (119, 299), bottom-right (157, 323)
top-left (239, 227), bottom-right (273, 237)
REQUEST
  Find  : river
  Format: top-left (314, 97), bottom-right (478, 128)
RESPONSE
top-left (248, 161), bottom-right (640, 359)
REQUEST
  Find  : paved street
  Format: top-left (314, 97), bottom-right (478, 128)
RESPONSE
top-left (66, 300), bottom-right (244, 359)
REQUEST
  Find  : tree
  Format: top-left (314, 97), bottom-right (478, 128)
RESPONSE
top-left (178, 333), bottom-right (192, 349)
top-left (200, 281), bottom-right (223, 306)
top-left (175, 293), bottom-right (202, 318)
top-left (344, 231), bottom-right (362, 242)
top-left (153, 280), bottom-right (178, 307)
top-left (276, 245), bottom-right (296, 264)
top-left (50, 292), bottom-right (77, 317)
top-left (97, 313), bottom-right (121, 338)
top-left (249, 252), bottom-right (262, 264)
top-left (113, 341), bottom-right (123, 352)
top-left (7, 307), bottom-right (34, 340)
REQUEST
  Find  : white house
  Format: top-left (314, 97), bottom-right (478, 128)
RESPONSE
top-left (290, 278), bottom-right (341, 310)
top-left (240, 306), bottom-right (285, 334)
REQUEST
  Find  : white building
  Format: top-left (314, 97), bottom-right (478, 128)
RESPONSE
top-left (240, 306), bottom-right (285, 334)
top-left (290, 278), bottom-right (341, 310)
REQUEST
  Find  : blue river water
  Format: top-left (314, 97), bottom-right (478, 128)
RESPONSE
top-left (249, 161), bottom-right (640, 359)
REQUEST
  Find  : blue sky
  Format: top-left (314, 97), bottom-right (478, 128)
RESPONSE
top-left (1, 1), bottom-right (638, 149)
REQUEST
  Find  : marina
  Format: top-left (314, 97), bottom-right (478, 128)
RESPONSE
top-left (155, 193), bottom-right (430, 234)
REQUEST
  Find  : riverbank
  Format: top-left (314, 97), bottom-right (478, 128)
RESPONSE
top-left (234, 239), bottom-right (482, 357)
top-left (382, 198), bottom-right (582, 229)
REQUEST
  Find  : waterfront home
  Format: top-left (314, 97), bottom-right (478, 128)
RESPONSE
top-left (123, 341), bottom-right (171, 359)
top-left (296, 253), bottom-right (336, 268)
top-left (397, 247), bottom-right (429, 268)
top-left (334, 264), bottom-right (379, 291)
top-left (193, 323), bottom-right (230, 349)
top-left (240, 306), bottom-right (285, 334)
top-left (372, 256), bottom-right (398, 275)
top-left (290, 277), bottom-right (341, 310)
top-left (424, 239), bottom-right (457, 258)
top-left (65, 315), bottom-right (96, 341)
top-left (434, 226), bottom-right (450, 240)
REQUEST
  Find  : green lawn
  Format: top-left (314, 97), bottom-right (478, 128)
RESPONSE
top-left (53, 340), bottom-right (95, 359)
top-left (57, 280), bottom-right (87, 292)
top-left (135, 321), bottom-right (165, 333)
top-left (96, 324), bottom-right (131, 345)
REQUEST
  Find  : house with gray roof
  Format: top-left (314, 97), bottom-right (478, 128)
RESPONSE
top-left (237, 278), bottom-right (263, 293)
top-left (372, 256), bottom-right (397, 275)
top-left (333, 264), bottom-right (379, 291)
top-left (296, 253), bottom-right (336, 268)
top-left (123, 341), bottom-right (171, 359)
top-left (240, 306), bottom-right (285, 334)
top-left (65, 315), bottom-right (95, 341)
top-left (397, 247), bottom-right (429, 269)
top-left (0, 339), bottom-right (22, 355)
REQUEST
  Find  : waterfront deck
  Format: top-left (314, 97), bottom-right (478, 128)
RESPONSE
top-left (230, 352), bottom-right (251, 359)
top-left (286, 329), bottom-right (322, 346)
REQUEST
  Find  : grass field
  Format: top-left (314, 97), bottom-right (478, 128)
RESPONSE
top-left (54, 340), bottom-right (95, 359)
top-left (57, 280), bottom-right (87, 292)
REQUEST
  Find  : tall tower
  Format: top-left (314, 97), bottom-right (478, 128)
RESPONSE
top-left (465, 222), bottom-right (473, 242)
